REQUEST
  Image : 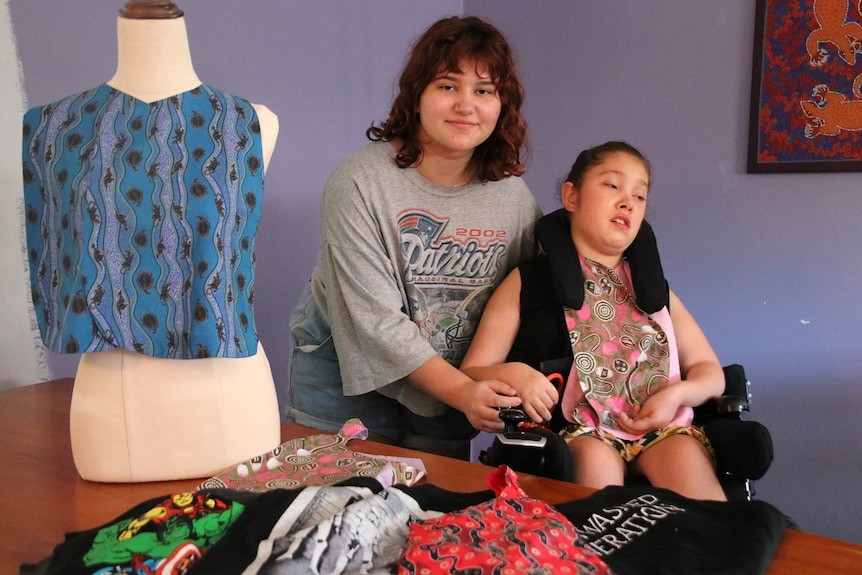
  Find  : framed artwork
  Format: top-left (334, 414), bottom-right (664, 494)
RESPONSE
top-left (747, 0), bottom-right (862, 173)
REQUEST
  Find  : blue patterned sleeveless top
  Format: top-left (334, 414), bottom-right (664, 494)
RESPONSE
top-left (22, 84), bottom-right (265, 359)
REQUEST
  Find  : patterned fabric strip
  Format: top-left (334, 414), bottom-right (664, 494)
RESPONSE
top-left (562, 258), bottom-right (670, 432)
top-left (199, 418), bottom-right (427, 491)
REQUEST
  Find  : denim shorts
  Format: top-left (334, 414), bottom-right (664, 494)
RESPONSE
top-left (287, 284), bottom-right (475, 458)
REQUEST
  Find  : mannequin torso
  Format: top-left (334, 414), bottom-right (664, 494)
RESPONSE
top-left (106, 15), bottom-right (279, 162)
top-left (68, 12), bottom-right (280, 482)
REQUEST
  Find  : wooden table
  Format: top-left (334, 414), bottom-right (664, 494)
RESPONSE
top-left (1, 379), bottom-right (860, 574)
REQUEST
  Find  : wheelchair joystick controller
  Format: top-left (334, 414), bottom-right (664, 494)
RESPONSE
top-left (499, 408), bottom-right (527, 433)
top-left (496, 407), bottom-right (546, 448)
top-left (480, 404), bottom-right (573, 483)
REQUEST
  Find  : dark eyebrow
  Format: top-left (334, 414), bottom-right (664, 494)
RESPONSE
top-left (598, 169), bottom-right (649, 189)
top-left (433, 72), bottom-right (496, 86)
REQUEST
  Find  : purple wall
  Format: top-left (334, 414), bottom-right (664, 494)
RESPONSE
top-left (10, 0), bottom-right (861, 544)
top-left (467, 0), bottom-right (861, 544)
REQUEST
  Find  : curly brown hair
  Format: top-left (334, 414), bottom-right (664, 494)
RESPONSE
top-left (366, 16), bottom-right (527, 182)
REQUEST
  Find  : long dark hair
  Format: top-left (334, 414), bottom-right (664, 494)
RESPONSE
top-left (367, 16), bottom-right (527, 182)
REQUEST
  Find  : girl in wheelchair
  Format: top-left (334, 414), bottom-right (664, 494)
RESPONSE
top-left (461, 141), bottom-right (727, 500)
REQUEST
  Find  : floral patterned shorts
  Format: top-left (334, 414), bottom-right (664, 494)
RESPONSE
top-left (562, 424), bottom-right (715, 465)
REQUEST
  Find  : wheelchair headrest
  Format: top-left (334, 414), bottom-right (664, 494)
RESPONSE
top-left (535, 208), bottom-right (669, 314)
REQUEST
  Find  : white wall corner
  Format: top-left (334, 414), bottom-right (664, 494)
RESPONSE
top-left (0, 0), bottom-right (51, 388)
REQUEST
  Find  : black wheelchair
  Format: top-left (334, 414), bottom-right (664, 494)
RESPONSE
top-left (479, 363), bottom-right (773, 501)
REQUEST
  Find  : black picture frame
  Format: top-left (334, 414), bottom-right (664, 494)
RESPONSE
top-left (747, 0), bottom-right (862, 173)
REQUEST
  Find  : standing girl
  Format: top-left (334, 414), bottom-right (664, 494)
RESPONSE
top-left (288, 16), bottom-right (541, 458)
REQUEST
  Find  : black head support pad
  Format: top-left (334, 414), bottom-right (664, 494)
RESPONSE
top-left (534, 208), bottom-right (669, 314)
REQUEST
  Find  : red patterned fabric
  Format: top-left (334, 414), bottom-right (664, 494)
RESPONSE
top-left (398, 465), bottom-right (614, 574)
